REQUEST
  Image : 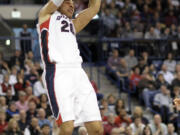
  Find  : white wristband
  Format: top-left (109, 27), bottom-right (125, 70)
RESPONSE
top-left (51, 0), bottom-right (64, 7)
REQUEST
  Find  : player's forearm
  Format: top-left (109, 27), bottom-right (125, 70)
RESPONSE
top-left (88, 0), bottom-right (101, 13)
top-left (39, 0), bottom-right (64, 17)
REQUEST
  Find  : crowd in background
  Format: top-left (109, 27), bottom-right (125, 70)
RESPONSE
top-left (1, 0), bottom-right (180, 38)
top-left (105, 48), bottom-right (180, 135)
top-left (100, 0), bottom-right (180, 38)
top-left (0, 47), bottom-right (180, 135)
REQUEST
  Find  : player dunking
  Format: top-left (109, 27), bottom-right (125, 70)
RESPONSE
top-left (37, 0), bottom-right (103, 135)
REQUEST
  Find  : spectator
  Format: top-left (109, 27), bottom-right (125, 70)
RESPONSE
top-left (107, 94), bottom-right (116, 114)
top-left (0, 53), bottom-right (10, 75)
top-left (136, 57), bottom-right (147, 74)
top-left (172, 86), bottom-right (180, 99)
top-left (25, 86), bottom-right (38, 103)
top-left (141, 51), bottom-right (150, 65)
top-left (33, 75), bottom-right (46, 97)
top-left (153, 85), bottom-right (172, 123)
top-left (115, 0), bottom-right (124, 9)
top-left (125, 126), bottom-right (133, 135)
top-left (142, 125), bottom-right (152, 135)
top-left (166, 123), bottom-right (177, 135)
top-left (0, 109), bottom-right (8, 134)
top-left (24, 117), bottom-right (41, 135)
top-left (20, 24), bottom-right (32, 57)
top-left (165, 11), bottom-right (177, 27)
top-left (140, 75), bottom-right (157, 108)
top-left (15, 91), bottom-right (29, 111)
top-left (78, 126), bottom-right (88, 135)
top-left (122, 22), bottom-right (133, 38)
top-left (9, 67), bottom-right (17, 86)
top-left (100, 99), bottom-right (109, 116)
top-left (130, 67), bottom-right (141, 90)
top-left (14, 71), bottom-right (27, 94)
top-left (26, 101), bottom-right (37, 123)
top-left (116, 58), bottom-right (130, 90)
top-left (110, 128), bottom-right (119, 135)
top-left (18, 110), bottom-right (28, 132)
top-left (90, 77), bottom-right (104, 101)
top-left (158, 64), bottom-right (174, 85)
top-left (34, 62), bottom-right (43, 76)
top-left (6, 101), bottom-right (19, 121)
top-left (177, 26), bottom-right (180, 38)
top-left (175, 64), bottom-right (180, 73)
top-left (162, 27), bottom-right (171, 39)
top-left (149, 114), bottom-right (167, 135)
top-left (4, 118), bottom-right (23, 135)
top-left (171, 72), bottom-right (180, 89)
top-left (99, 105), bottom-right (108, 124)
top-left (0, 96), bottom-right (8, 111)
top-left (163, 52), bottom-right (176, 73)
top-left (109, 1), bottom-right (118, 16)
top-left (41, 124), bottom-right (51, 135)
top-left (155, 73), bottom-right (168, 89)
top-left (37, 94), bottom-right (52, 117)
top-left (103, 113), bottom-right (121, 135)
top-left (5, 89), bottom-right (16, 105)
top-left (1, 74), bottom-right (15, 96)
top-left (124, 0), bottom-right (136, 13)
top-left (145, 26), bottom-right (160, 39)
top-left (9, 50), bottom-right (24, 68)
top-left (24, 59), bottom-right (33, 75)
top-left (37, 108), bottom-right (52, 128)
top-left (170, 24), bottom-right (178, 38)
top-left (102, 8), bottom-right (116, 36)
top-left (115, 99), bottom-right (125, 115)
top-left (107, 49), bottom-right (121, 71)
top-left (124, 49), bottom-right (138, 70)
top-left (130, 116), bottom-right (145, 135)
top-left (154, 22), bottom-right (162, 36)
top-left (132, 106), bottom-right (149, 125)
top-left (26, 51), bottom-right (34, 62)
top-left (115, 109), bottom-right (132, 127)
top-left (25, 67), bottom-right (38, 85)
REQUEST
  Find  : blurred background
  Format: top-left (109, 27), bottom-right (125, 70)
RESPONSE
top-left (0, 0), bottom-right (180, 135)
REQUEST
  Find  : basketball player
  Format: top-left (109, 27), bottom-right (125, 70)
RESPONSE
top-left (37, 0), bottom-right (102, 135)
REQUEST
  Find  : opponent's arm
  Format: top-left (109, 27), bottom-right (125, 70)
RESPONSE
top-left (38, 0), bottom-right (64, 25)
top-left (72, 0), bottom-right (101, 33)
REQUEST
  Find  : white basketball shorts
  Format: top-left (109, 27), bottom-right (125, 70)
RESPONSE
top-left (42, 64), bottom-right (101, 126)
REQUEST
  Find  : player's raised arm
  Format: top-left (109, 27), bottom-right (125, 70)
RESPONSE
top-left (38, 0), bottom-right (64, 25)
top-left (73, 0), bottom-right (101, 33)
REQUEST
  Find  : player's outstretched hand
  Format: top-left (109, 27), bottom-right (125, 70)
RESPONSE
top-left (174, 98), bottom-right (180, 111)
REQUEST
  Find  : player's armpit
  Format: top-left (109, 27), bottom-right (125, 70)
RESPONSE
top-left (72, 0), bottom-right (101, 33)
top-left (38, 1), bottom-right (59, 25)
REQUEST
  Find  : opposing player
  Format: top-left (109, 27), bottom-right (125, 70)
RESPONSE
top-left (37, 0), bottom-right (103, 135)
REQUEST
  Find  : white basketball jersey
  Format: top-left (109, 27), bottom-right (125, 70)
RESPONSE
top-left (37, 11), bottom-right (82, 66)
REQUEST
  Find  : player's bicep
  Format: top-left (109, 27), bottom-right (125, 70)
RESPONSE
top-left (39, 1), bottom-right (58, 25)
top-left (72, 7), bottom-right (98, 33)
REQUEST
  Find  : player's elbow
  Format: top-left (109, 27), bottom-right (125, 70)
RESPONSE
top-left (94, 4), bottom-right (100, 14)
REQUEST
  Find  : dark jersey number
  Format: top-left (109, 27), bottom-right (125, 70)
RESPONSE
top-left (61, 20), bottom-right (69, 32)
top-left (61, 20), bottom-right (74, 34)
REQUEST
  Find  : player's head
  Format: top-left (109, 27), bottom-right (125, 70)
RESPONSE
top-left (57, 0), bottom-right (74, 18)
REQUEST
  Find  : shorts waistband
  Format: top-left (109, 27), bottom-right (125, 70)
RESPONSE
top-left (55, 63), bottom-right (82, 68)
